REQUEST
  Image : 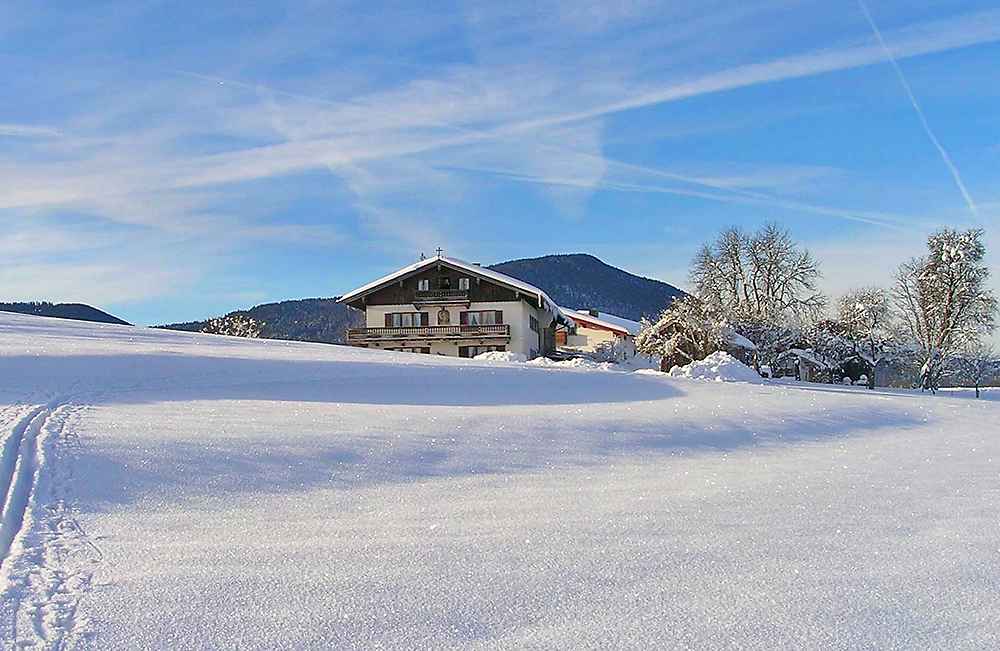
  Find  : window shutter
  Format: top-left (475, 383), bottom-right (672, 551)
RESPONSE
top-left (460, 312), bottom-right (469, 325)
top-left (385, 313), bottom-right (393, 327)
top-left (420, 312), bottom-right (429, 326)
top-left (495, 310), bottom-right (503, 324)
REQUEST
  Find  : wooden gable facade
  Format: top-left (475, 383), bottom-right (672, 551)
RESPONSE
top-left (343, 261), bottom-right (532, 309)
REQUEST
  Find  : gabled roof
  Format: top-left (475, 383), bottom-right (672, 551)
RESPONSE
top-left (725, 330), bottom-right (757, 350)
top-left (338, 255), bottom-right (575, 324)
top-left (569, 309), bottom-right (640, 337)
top-left (776, 348), bottom-right (828, 368)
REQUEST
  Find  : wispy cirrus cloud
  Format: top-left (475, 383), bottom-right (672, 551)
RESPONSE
top-left (0, 123), bottom-right (63, 138)
top-left (505, 7), bottom-right (1000, 131)
top-left (6, 7), bottom-right (995, 226)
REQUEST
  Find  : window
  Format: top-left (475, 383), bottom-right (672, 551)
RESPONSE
top-left (417, 279), bottom-right (429, 291)
top-left (387, 347), bottom-right (431, 354)
top-left (458, 277), bottom-right (470, 290)
top-left (460, 310), bottom-right (502, 325)
top-left (385, 312), bottom-right (429, 327)
top-left (459, 345), bottom-right (505, 358)
top-left (529, 315), bottom-right (539, 332)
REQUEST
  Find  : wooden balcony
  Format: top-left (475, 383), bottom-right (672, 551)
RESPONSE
top-left (412, 289), bottom-right (470, 306)
top-left (347, 324), bottom-right (510, 345)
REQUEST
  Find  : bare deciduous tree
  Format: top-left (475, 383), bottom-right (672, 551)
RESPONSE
top-left (894, 229), bottom-right (998, 392)
top-left (690, 223), bottom-right (825, 367)
top-left (691, 223), bottom-right (826, 324)
top-left (951, 342), bottom-right (997, 399)
top-left (837, 287), bottom-right (895, 389)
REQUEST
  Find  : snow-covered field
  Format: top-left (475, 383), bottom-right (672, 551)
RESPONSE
top-left (1, 312), bottom-right (998, 650)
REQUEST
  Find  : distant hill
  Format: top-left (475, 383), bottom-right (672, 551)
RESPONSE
top-left (0, 301), bottom-right (131, 326)
top-left (157, 298), bottom-right (363, 344)
top-left (488, 254), bottom-right (684, 321)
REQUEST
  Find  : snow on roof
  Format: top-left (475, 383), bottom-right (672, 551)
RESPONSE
top-left (338, 255), bottom-right (575, 324)
top-left (570, 310), bottom-right (640, 337)
top-left (776, 348), bottom-right (827, 368)
top-left (726, 331), bottom-right (757, 350)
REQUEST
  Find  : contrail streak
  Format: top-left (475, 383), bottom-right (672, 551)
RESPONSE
top-left (857, 0), bottom-right (979, 219)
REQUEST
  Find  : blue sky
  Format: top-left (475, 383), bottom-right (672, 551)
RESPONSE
top-left (1, 0), bottom-right (998, 326)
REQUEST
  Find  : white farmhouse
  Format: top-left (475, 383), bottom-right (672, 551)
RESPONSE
top-left (338, 254), bottom-right (573, 359)
top-left (558, 309), bottom-right (640, 357)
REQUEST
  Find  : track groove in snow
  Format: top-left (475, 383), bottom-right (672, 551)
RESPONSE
top-left (0, 404), bottom-right (53, 564)
top-left (0, 400), bottom-right (99, 650)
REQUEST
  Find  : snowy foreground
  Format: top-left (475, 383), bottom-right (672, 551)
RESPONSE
top-left (1, 313), bottom-right (999, 650)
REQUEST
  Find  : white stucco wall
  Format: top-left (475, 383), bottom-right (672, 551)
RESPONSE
top-left (363, 301), bottom-right (548, 358)
top-left (563, 326), bottom-right (635, 357)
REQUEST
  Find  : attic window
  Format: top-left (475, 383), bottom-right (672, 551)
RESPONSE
top-left (418, 279), bottom-right (429, 291)
top-left (458, 277), bottom-right (470, 291)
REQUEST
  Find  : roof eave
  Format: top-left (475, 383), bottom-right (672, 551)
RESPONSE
top-left (337, 256), bottom-right (559, 311)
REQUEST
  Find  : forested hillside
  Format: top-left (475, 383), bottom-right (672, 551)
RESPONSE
top-left (158, 298), bottom-right (363, 344)
top-left (489, 254), bottom-right (683, 320)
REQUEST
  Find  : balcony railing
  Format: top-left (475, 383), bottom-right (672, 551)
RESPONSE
top-left (412, 289), bottom-right (470, 306)
top-left (347, 324), bottom-right (510, 344)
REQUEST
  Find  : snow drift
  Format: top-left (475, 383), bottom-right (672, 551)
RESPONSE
top-left (526, 356), bottom-right (615, 372)
top-left (668, 351), bottom-right (763, 383)
top-left (474, 351), bottom-right (528, 363)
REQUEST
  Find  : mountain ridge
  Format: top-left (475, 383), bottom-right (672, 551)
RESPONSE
top-left (488, 253), bottom-right (684, 321)
top-left (0, 302), bottom-right (131, 326)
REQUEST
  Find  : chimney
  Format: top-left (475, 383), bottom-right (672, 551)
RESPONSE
top-left (588, 309), bottom-right (599, 317)
top-left (473, 262), bottom-right (481, 266)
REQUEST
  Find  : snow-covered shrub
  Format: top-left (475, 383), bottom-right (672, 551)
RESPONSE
top-left (636, 296), bottom-right (725, 371)
top-left (201, 314), bottom-right (263, 338)
top-left (593, 338), bottom-right (630, 363)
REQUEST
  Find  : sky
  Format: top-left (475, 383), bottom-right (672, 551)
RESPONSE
top-left (1, 0), bottom-right (998, 326)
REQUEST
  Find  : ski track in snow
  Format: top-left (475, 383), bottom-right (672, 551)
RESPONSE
top-left (0, 399), bottom-right (99, 649)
